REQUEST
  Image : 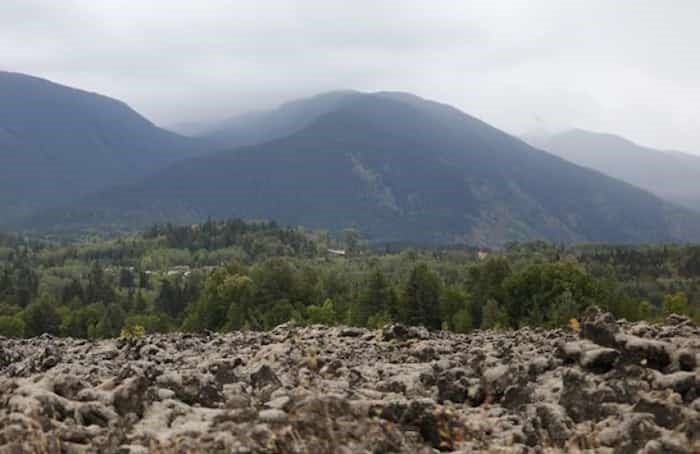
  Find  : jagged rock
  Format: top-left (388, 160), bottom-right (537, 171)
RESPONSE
top-left (555, 341), bottom-right (584, 363)
top-left (249, 364), bottom-right (281, 389)
top-left (675, 349), bottom-right (696, 371)
top-left (653, 371), bottom-right (697, 396)
top-left (618, 335), bottom-right (674, 370)
top-left (598, 413), bottom-right (661, 453)
top-left (666, 313), bottom-right (692, 327)
top-left (338, 327), bottom-right (366, 338)
top-left (642, 438), bottom-right (692, 454)
top-left (482, 364), bottom-right (512, 397)
top-left (581, 306), bottom-right (620, 347)
top-left (634, 395), bottom-right (684, 429)
top-left (533, 403), bottom-right (573, 447)
top-left (560, 369), bottom-right (612, 422)
top-left (113, 374), bottom-right (149, 417)
top-left (0, 314), bottom-right (697, 452)
top-left (258, 408), bottom-right (288, 424)
top-left (580, 347), bottom-right (620, 373)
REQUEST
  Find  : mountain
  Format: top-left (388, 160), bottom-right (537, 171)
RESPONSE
top-left (0, 71), bottom-right (205, 222)
top-left (525, 129), bottom-right (700, 212)
top-left (32, 92), bottom-right (700, 246)
top-left (200, 90), bottom-right (359, 148)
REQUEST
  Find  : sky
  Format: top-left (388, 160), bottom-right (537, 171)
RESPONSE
top-left (2, 0), bottom-right (699, 153)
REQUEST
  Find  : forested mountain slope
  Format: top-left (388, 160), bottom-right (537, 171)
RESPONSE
top-left (526, 129), bottom-right (700, 212)
top-left (0, 71), bottom-right (205, 222)
top-left (36, 92), bottom-right (700, 246)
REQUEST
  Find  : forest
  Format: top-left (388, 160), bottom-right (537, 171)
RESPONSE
top-left (0, 219), bottom-right (699, 338)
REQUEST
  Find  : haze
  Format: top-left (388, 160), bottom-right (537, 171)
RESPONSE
top-left (2, 0), bottom-right (699, 153)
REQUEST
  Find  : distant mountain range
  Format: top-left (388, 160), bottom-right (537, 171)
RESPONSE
top-left (21, 86), bottom-right (700, 246)
top-left (0, 71), bottom-right (205, 222)
top-left (525, 129), bottom-right (700, 212)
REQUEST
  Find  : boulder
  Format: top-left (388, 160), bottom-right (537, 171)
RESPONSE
top-left (580, 306), bottom-right (619, 347)
top-left (580, 347), bottom-right (620, 373)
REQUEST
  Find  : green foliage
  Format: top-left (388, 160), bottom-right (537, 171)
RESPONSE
top-left (307, 298), bottom-right (337, 325)
top-left (120, 324), bottom-right (146, 338)
top-left (481, 299), bottom-right (507, 330)
top-left (663, 292), bottom-right (689, 316)
top-left (22, 296), bottom-right (62, 336)
top-left (467, 257), bottom-right (511, 328)
top-left (440, 286), bottom-right (472, 333)
top-left (399, 264), bottom-right (442, 329)
top-left (0, 315), bottom-right (25, 337)
top-left (503, 261), bottom-right (600, 328)
top-left (2, 219), bottom-right (700, 339)
top-left (94, 304), bottom-right (126, 338)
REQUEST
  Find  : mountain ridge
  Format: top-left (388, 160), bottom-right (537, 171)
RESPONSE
top-left (0, 71), bottom-right (206, 223)
top-left (524, 129), bottom-right (700, 212)
top-left (28, 91), bottom-right (700, 247)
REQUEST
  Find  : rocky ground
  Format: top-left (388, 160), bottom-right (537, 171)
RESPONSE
top-left (0, 308), bottom-right (698, 453)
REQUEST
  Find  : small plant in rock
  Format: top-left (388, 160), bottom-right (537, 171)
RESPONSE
top-left (568, 318), bottom-right (581, 333)
top-left (120, 324), bottom-right (146, 338)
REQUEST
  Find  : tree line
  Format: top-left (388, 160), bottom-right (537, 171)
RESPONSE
top-left (0, 220), bottom-right (698, 338)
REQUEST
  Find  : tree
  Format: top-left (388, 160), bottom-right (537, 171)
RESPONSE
top-left (400, 264), bottom-right (442, 329)
top-left (61, 303), bottom-right (104, 338)
top-left (343, 229), bottom-right (361, 256)
top-left (503, 262), bottom-right (601, 328)
top-left (22, 296), bottom-right (62, 336)
top-left (663, 292), bottom-right (689, 316)
top-left (183, 261), bottom-right (254, 332)
top-left (481, 299), bottom-right (506, 329)
top-left (0, 315), bottom-right (25, 337)
top-left (85, 262), bottom-right (115, 304)
top-left (440, 285), bottom-right (472, 333)
top-left (119, 268), bottom-right (135, 288)
top-left (307, 298), bottom-right (337, 325)
top-left (467, 257), bottom-right (511, 328)
top-left (355, 270), bottom-right (396, 326)
top-left (94, 304), bottom-right (126, 338)
top-left (61, 279), bottom-right (84, 305)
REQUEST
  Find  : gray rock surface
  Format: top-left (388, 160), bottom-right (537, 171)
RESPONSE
top-left (0, 309), bottom-right (698, 452)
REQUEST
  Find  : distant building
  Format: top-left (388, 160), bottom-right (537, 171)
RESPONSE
top-left (477, 250), bottom-right (490, 260)
top-left (328, 248), bottom-right (347, 256)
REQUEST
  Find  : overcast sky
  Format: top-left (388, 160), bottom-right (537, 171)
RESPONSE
top-left (2, 0), bottom-right (699, 152)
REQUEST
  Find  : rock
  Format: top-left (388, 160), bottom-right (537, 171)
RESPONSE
top-left (482, 364), bottom-right (511, 397)
top-left (411, 344), bottom-right (437, 362)
top-left (533, 404), bottom-right (573, 447)
top-left (634, 395), bottom-right (684, 429)
top-left (250, 364), bottom-right (281, 389)
top-left (618, 335), bottom-right (674, 370)
top-left (555, 341), bottom-right (584, 363)
top-left (580, 347), bottom-right (620, 373)
top-left (338, 327), bottom-right (366, 337)
top-left (437, 375), bottom-right (466, 403)
top-left (258, 408), bottom-right (288, 424)
top-left (581, 306), bottom-right (620, 347)
top-left (76, 403), bottom-right (118, 427)
top-left (666, 314), bottom-right (692, 327)
top-left (0, 317), bottom-right (697, 452)
top-left (653, 371), bottom-right (697, 400)
top-left (502, 383), bottom-right (534, 410)
top-left (381, 324), bottom-right (411, 341)
top-left (560, 369), bottom-right (611, 422)
top-left (113, 374), bottom-right (149, 417)
top-left (265, 396), bottom-right (291, 411)
top-left (598, 413), bottom-right (661, 453)
top-left (675, 349), bottom-right (696, 371)
top-left (643, 439), bottom-right (692, 454)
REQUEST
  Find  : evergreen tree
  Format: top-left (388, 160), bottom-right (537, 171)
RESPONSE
top-left (400, 264), bottom-right (442, 329)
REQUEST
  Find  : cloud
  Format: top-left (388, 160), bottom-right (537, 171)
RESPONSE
top-left (1, 0), bottom-right (699, 152)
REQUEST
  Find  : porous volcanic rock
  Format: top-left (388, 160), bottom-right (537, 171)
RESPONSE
top-left (0, 311), bottom-right (698, 453)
